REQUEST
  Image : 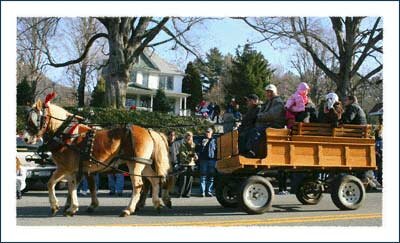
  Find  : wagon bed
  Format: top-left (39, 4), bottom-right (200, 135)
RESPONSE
top-left (216, 122), bottom-right (376, 174)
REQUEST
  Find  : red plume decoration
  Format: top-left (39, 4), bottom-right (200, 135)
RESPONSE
top-left (44, 92), bottom-right (57, 107)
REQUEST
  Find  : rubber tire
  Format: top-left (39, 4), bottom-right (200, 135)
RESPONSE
top-left (330, 175), bottom-right (365, 210)
top-left (239, 176), bottom-right (274, 215)
top-left (295, 179), bottom-right (323, 205)
top-left (215, 178), bottom-right (239, 208)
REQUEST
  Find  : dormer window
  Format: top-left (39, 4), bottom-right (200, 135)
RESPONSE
top-left (159, 76), bottom-right (174, 90)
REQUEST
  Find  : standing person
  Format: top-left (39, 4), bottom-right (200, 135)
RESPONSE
top-left (284, 82), bottom-right (310, 128)
top-left (238, 94), bottom-right (261, 157)
top-left (222, 109), bottom-right (235, 133)
top-left (196, 128), bottom-right (217, 197)
top-left (211, 103), bottom-right (221, 123)
top-left (108, 173), bottom-right (124, 197)
top-left (78, 174), bottom-right (100, 196)
top-left (177, 131), bottom-right (197, 198)
top-left (16, 157), bottom-right (26, 200)
top-left (168, 131), bottom-right (184, 195)
top-left (374, 116), bottom-right (383, 186)
top-left (207, 102), bottom-right (215, 119)
top-left (342, 95), bottom-right (367, 125)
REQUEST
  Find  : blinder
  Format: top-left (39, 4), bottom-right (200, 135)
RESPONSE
top-left (26, 108), bottom-right (46, 135)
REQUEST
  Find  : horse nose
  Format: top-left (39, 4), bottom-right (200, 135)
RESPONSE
top-left (24, 138), bottom-right (29, 143)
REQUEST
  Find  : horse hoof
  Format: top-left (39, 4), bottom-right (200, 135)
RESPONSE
top-left (156, 206), bottom-right (162, 214)
top-left (164, 200), bottom-right (172, 209)
top-left (64, 211), bottom-right (76, 217)
top-left (119, 211), bottom-right (130, 217)
top-left (50, 208), bottom-right (58, 216)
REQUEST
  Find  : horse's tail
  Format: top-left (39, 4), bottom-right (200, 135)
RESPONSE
top-left (148, 130), bottom-right (170, 179)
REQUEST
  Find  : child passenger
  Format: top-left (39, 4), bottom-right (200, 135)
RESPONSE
top-left (284, 82), bottom-right (310, 128)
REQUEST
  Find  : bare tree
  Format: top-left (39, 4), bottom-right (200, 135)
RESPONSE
top-left (17, 17), bottom-right (59, 102)
top-left (63, 17), bottom-right (107, 107)
top-left (238, 17), bottom-right (383, 100)
top-left (290, 47), bottom-right (335, 105)
top-left (43, 17), bottom-right (204, 108)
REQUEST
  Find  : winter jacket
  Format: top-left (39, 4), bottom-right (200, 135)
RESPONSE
top-left (169, 139), bottom-right (184, 165)
top-left (319, 101), bottom-right (344, 127)
top-left (255, 96), bottom-right (286, 128)
top-left (178, 142), bottom-right (197, 166)
top-left (196, 137), bottom-right (217, 160)
top-left (240, 104), bottom-right (261, 130)
top-left (342, 103), bottom-right (367, 125)
top-left (285, 82), bottom-right (310, 113)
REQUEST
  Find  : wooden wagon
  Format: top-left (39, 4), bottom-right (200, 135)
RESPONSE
top-left (215, 122), bottom-right (376, 214)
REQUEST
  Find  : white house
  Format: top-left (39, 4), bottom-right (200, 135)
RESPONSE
top-left (125, 49), bottom-right (190, 116)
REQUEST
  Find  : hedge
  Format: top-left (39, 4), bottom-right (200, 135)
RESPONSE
top-left (17, 106), bottom-right (213, 137)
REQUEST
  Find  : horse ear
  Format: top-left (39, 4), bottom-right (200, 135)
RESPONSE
top-left (36, 100), bottom-right (43, 110)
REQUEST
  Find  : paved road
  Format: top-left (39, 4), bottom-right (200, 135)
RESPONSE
top-left (17, 190), bottom-right (382, 227)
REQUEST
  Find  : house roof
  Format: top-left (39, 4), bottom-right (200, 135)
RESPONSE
top-left (368, 102), bottom-right (383, 116)
top-left (131, 49), bottom-right (184, 76)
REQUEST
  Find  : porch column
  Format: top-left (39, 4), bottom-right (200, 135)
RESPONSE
top-left (136, 95), bottom-right (140, 107)
top-left (184, 97), bottom-right (187, 116)
top-left (179, 97), bottom-right (183, 116)
top-left (150, 95), bottom-right (153, 112)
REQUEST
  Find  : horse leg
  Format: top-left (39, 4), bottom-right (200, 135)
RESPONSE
top-left (120, 163), bottom-right (145, 217)
top-left (47, 169), bottom-right (66, 216)
top-left (142, 166), bottom-right (164, 213)
top-left (86, 174), bottom-right (99, 213)
top-left (64, 175), bottom-right (79, 216)
top-left (136, 177), bottom-right (151, 211)
top-left (160, 176), bottom-right (173, 209)
top-left (63, 181), bottom-right (72, 213)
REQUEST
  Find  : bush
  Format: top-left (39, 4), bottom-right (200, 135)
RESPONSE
top-left (17, 106), bottom-right (213, 137)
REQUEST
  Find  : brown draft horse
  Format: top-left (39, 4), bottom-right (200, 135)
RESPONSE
top-left (23, 94), bottom-right (171, 217)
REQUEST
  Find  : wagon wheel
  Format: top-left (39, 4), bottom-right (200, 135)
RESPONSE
top-left (239, 176), bottom-right (274, 214)
top-left (295, 179), bottom-right (324, 205)
top-left (215, 177), bottom-right (239, 208)
top-left (330, 175), bottom-right (365, 210)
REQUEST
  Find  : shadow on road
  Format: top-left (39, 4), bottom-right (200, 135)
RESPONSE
top-left (17, 203), bottom-right (339, 218)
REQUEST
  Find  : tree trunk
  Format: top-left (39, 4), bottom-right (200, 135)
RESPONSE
top-left (105, 74), bottom-right (128, 109)
top-left (77, 61), bottom-right (88, 107)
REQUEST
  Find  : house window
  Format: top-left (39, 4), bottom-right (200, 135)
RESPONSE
top-left (167, 76), bottom-right (174, 90)
top-left (142, 73), bottom-right (149, 87)
top-left (159, 76), bottom-right (174, 90)
top-left (131, 71), bottom-right (137, 83)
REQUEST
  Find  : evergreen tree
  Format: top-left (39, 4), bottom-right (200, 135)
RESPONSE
top-left (226, 44), bottom-right (274, 112)
top-left (17, 76), bottom-right (34, 106)
top-left (182, 62), bottom-right (203, 111)
top-left (194, 48), bottom-right (224, 92)
top-left (153, 89), bottom-right (172, 113)
top-left (91, 76), bottom-right (106, 107)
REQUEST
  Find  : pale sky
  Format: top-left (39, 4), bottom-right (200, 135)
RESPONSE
top-left (46, 17), bottom-right (297, 87)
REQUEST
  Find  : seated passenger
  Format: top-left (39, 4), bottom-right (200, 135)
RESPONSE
top-left (284, 82), bottom-right (310, 128)
top-left (318, 92), bottom-right (344, 127)
top-left (243, 84), bottom-right (285, 158)
top-left (342, 95), bottom-right (367, 125)
top-left (238, 94), bottom-right (261, 156)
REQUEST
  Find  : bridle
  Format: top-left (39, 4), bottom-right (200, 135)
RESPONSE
top-left (25, 106), bottom-right (51, 138)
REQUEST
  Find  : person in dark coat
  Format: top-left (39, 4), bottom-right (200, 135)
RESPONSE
top-left (319, 92), bottom-right (344, 127)
top-left (238, 94), bottom-right (261, 156)
top-left (342, 95), bottom-right (367, 125)
top-left (196, 128), bottom-right (217, 197)
top-left (211, 103), bottom-right (221, 123)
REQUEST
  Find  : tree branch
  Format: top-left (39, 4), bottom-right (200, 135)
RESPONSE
top-left (46, 33), bottom-right (108, 67)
